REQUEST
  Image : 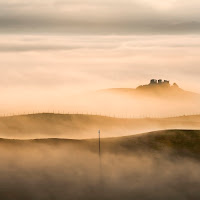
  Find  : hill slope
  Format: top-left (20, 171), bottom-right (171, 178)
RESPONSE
top-left (0, 114), bottom-right (200, 139)
top-left (1, 129), bottom-right (200, 158)
top-left (1, 130), bottom-right (200, 200)
top-left (99, 82), bottom-right (200, 100)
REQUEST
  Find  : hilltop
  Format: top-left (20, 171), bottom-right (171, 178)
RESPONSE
top-left (58, 80), bottom-right (200, 118)
top-left (99, 79), bottom-right (199, 99)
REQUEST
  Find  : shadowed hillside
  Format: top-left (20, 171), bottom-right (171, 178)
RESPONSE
top-left (1, 129), bottom-right (200, 158)
top-left (0, 114), bottom-right (200, 139)
top-left (95, 129), bottom-right (200, 158)
top-left (0, 130), bottom-right (200, 200)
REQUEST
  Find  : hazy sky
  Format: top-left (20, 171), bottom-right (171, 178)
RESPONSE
top-left (1, 0), bottom-right (200, 34)
top-left (0, 0), bottom-right (200, 114)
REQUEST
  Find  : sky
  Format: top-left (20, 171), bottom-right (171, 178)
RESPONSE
top-left (0, 0), bottom-right (200, 114)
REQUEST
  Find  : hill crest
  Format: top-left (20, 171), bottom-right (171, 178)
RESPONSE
top-left (99, 79), bottom-right (199, 99)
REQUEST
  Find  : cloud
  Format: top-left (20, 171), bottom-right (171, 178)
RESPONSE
top-left (1, 34), bottom-right (200, 52)
top-left (0, 35), bottom-right (200, 89)
top-left (0, 34), bottom-right (199, 114)
top-left (0, 44), bottom-right (80, 52)
top-left (0, 0), bottom-right (200, 34)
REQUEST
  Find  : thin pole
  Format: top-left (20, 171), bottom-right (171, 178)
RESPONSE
top-left (98, 129), bottom-right (102, 180)
top-left (98, 130), bottom-right (101, 158)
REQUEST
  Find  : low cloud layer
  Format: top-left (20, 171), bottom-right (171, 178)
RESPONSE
top-left (0, 35), bottom-right (199, 88)
top-left (0, 0), bottom-right (200, 114)
top-left (0, 34), bottom-right (200, 115)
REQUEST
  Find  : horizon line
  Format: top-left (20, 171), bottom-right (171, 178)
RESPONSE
top-left (0, 112), bottom-right (199, 120)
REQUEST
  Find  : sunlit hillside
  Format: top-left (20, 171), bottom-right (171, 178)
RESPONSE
top-left (0, 113), bottom-right (200, 139)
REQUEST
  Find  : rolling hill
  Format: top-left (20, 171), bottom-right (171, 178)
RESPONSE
top-left (99, 80), bottom-right (200, 100)
top-left (70, 81), bottom-right (200, 118)
top-left (1, 129), bottom-right (200, 159)
top-left (0, 129), bottom-right (200, 200)
top-left (0, 113), bottom-right (200, 139)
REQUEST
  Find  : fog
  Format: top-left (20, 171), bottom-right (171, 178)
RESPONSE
top-left (0, 138), bottom-right (200, 200)
top-left (0, 1), bottom-right (200, 116)
top-left (0, 1), bottom-right (199, 199)
top-left (0, 35), bottom-right (200, 116)
top-left (69, 90), bottom-right (200, 117)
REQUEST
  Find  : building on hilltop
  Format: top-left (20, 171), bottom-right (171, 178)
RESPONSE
top-left (149, 79), bottom-right (170, 85)
top-left (150, 79), bottom-right (158, 84)
top-left (164, 80), bottom-right (170, 84)
top-left (137, 79), bottom-right (173, 90)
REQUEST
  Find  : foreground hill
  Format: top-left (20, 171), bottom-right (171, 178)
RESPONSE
top-left (0, 114), bottom-right (200, 139)
top-left (0, 129), bottom-right (200, 200)
top-left (1, 129), bottom-right (200, 159)
top-left (96, 129), bottom-right (200, 158)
